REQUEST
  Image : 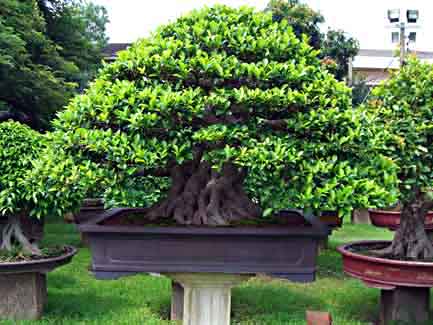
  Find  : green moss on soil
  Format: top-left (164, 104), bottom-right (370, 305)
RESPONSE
top-left (0, 245), bottom-right (67, 263)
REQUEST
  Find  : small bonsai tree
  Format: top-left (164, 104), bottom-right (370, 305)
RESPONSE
top-left (369, 57), bottom-right (433, 259)
top-left (31, 6), bottom-right (397, 225)
top-left (0, 121), bottom-right (46, 254)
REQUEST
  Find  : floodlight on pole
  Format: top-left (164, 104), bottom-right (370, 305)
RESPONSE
top-left (386, 8), bottom-right (421, 66)
top-left (387, 9), bottom-right (400, 23)
top-left (407, 10), bottom-right (419, 23)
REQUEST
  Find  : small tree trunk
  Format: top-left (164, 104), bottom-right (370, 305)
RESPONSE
top-left (0, 215), bottom-right (42, 256)
top-left (387, 198), bottom-right (433, 260)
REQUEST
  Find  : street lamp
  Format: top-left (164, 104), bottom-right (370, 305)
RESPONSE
top-left (387, 9), bottom-right (420, 65)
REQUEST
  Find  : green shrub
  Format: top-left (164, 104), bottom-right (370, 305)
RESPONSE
top-left (0, 121), bottom-right (47, 254)
top-left (0, 121), bottom-right (45, 215)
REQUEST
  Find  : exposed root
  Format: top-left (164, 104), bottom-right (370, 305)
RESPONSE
top-left (0, 215), bottom-right (42, 255)
top-left (145, 161), bottom-right (262, 225)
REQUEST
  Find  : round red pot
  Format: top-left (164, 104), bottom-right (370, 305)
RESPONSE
top-left (369, 209), bottom-right (433, 231)
top-left (338, 240), bottom-right (433, 289)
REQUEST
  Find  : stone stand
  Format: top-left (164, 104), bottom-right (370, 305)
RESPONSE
top-left (351, 209), bottom-right (371, 224)
top-left (171, 281), bottom-right (184, 321)
top-left (380, 287), bottom-right (430, 324)
top-left (166, 273), bottom-right (250, 325)
top-left (318, 237), bottom-right (329, 253)
top-left (0, 273), bottom-right (47, 320)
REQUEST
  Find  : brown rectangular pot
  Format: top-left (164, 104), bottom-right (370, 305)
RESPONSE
top-left (79, 208), bottom-right (327, 281)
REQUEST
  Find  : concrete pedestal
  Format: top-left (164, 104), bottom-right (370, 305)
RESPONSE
top-left (0, 273), bottom-right (47, 320)
top-left (171, 281), bottom-right (184, 321)
top-left (351, 209), bottom-right (371, 224)
top-left (380, 287), bottom-right (430, 324)
top-left (167, 273), bottom-right (250, 325)
top-left (318, 237), bottom-right (329, 253)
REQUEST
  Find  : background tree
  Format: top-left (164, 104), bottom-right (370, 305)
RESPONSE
top-left (37, 0), bottom-right (109, 89)
top-left (27, 6), bottom-right (397, 225)
top-left (265, 0), bottom-right (359, 81)
top-left (0, 0), bottom-right (76, 129)
top-left (0, 0), bottom-right (108, 129)
top-left (368, 57), bottom-right (433, 259)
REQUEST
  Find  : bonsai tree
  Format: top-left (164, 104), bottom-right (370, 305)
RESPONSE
top-left (0, 121), bottom-right (46, 254)
top-left (29, 5), bottom-right (397, 225)
top-left (368, 57), bottom-right (433, 259)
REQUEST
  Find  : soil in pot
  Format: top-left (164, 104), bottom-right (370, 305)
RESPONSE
top-left (101, 209), bottom-right (313, 228)
top-left (348, 241), bottom-right (433, 262)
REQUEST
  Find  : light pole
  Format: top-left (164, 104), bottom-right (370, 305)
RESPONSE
top-left (399, 22), bottom-right (405, 66)
top-left (387, 9), bottom-right (420, 66)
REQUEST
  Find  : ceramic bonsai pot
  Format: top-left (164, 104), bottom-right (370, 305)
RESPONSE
top-left (338, 241), bottom-right (433, 324)
top-left (0, 246), bottom-right (77, 320)
top-left (73, 198), bottom-right (105, 224)
top-left (69, 199), bottom-right (105, 246)
top-left (79, 208), bottom-right (328, 280)
top-left (369, 209), bottom-right (433, 231)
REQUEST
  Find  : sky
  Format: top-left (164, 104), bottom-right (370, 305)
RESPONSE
top-left (91, 0), bottom-right (433, 51)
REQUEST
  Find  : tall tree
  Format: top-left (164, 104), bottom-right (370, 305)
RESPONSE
top-left (0, 0), bottom-right (75, 129)
top-left (37, 0), bottom-right (109, 89)
top-left (0, 0), bottom-right (108, 129)
top-left (265, 0), bottom-right (359, 81)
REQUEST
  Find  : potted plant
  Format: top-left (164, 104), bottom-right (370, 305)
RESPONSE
top-left (369, 204), bottom-right (433, 231)
top-left (35, 6), bottom-right (396, 324)
top-left (0, 121), bottom-right (77, 320)
top-left (338, 57), bottom-right (433, 324)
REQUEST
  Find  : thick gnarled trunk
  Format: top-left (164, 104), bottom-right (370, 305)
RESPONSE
top-left (145, 161), bottom-right (262, 226)
top-left (387, 197), bottom-right (433, 260)
top-left (0, 215), bottom-right (42, 255)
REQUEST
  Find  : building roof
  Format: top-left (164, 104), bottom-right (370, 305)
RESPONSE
top-left (102, 43), bottom-right (131, 60)
top-left (358, 49), bottom-right (433, 59)
top-left (354, 48), bottom-right (433, 70)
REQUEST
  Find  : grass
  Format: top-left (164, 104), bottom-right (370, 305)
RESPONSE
top-left (0, 221), bottom-right (411, 325)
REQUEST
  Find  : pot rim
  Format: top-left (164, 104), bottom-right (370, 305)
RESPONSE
top-left (368, 209), bottom-right (433, 215)
top-left (337, 240), bottom-right (433, 267)
top-left (78, 208), bottom-right (328, 237)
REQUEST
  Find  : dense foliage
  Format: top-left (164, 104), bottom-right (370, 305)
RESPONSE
top-left (0, 0), bottom-right (108, 129)
top-left (0, 0), bottom-right (75, 129)
top-left (368, 57), bottom-right (433, 259)
top-left (0, 121), bottom-right (47, 254)
top-left (265, 0), bottom-right (359, 81)
top-left (37, 0), bottom-right (109, 89)
top-left (30, 6), bottom-right (396, 224)
top-left (0, 121), bottom-right (46, 215)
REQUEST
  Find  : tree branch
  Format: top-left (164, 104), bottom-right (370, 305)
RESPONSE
top-left (261, 119), bottom-right (288, 131)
